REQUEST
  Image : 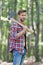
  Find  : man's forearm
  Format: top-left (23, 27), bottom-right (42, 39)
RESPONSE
top-left (17, 30), bottom-right (25, 38)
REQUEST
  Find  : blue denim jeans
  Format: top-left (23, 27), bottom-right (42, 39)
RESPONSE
top-left (13, 48), bottom-right (26, 65)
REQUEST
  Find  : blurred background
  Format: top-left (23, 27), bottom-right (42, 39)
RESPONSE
top-left (0, 0), bottom-right (43, 64)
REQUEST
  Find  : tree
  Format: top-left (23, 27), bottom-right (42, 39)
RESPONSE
top-left (14, 0), bottom-right (17, 19)
top-left (0, 0), bottom-right (2, 59)
top-left (35, 0), bottom-right (40, 61)
top-left (41, 3), bottom-right (43, 42)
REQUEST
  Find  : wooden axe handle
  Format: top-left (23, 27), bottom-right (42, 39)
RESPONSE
top-left (1, 16), bottom-right (34, 33)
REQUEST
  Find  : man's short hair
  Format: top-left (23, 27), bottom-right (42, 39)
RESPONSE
top-left (18, 10), bottom-right (26, 15)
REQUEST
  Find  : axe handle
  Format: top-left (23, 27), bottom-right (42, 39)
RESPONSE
top-left (1, 16), bottom-right (34, 33)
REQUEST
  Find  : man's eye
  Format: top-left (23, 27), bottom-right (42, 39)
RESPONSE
top-left (22, 15), bottom-right (23, 16)
top-left (22, 15), bottom-right (26, 16)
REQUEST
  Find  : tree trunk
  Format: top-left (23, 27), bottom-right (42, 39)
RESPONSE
top-left (35, 0), bottom-right (40, 61)
top-left (41, 21), bottom-right (43, 42)
top-left (26, 0), bottom-right (34, 57)
top-left (0, 0), bottom-right (2, 59)
top-left (27, 0), bottom-right (31, 57)
top-left (14, 0), bottom-right (17, 19)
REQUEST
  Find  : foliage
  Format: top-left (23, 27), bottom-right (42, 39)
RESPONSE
top-left (0, 0), bottom-right (43, 62)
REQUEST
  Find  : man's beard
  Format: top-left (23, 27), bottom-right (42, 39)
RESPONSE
top-left (20, 19), bottom-right (24, 22)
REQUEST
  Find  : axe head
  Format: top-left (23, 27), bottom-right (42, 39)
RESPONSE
top-left (8, 11), bottom-right (14, 20)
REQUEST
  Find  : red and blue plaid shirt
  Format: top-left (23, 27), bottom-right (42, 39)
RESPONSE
top-left (9, 22), bottom-right (25, 54)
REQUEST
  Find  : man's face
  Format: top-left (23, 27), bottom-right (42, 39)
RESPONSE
top-left (19, 12), bottom-right (26, 22)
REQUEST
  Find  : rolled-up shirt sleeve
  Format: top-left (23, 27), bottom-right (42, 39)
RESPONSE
top-left (11, 23), bottom-right (18, 39)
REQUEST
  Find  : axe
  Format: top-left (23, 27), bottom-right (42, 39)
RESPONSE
top-left (0, 11), bottom-right (34, 33)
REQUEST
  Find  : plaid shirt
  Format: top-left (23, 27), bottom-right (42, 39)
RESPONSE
top-left (9, 22), bottom-right (25, 54)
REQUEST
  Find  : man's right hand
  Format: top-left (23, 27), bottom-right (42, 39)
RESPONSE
top-left (17, 26), bottom-right (27, 38)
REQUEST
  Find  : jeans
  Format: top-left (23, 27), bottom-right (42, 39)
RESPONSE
top-left (13, 48), bottom-right (26, 65)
